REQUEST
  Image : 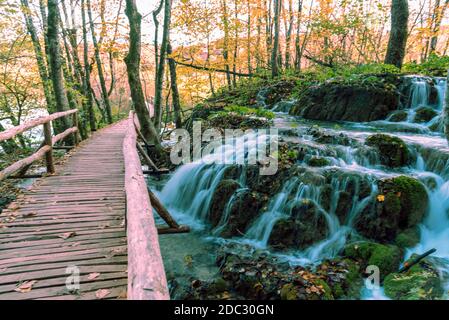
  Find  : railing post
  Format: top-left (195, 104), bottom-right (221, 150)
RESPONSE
top-left (43, 122), bottom-right (55, 174)
top-left (72, 112), bottom-right (80, 145)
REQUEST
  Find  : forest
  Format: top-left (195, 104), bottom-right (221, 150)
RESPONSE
top-left (0, 0), bottom-right (449, 301)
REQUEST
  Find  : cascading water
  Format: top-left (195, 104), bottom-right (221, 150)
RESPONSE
top-left (155, 74), bottom-right (449, 299)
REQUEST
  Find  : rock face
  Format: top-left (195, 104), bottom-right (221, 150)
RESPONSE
top-left (384, 257), bottom-right (443, 300)
top-left (354, 176), bottom-right (429, 242)
top-left (290, 84), bottom-right (399, 122)
top-left (365, 134), bottom-right (410, 167)
top-left (268, 200), bottom-right (329, 250)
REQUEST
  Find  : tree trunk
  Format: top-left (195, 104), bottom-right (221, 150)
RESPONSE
top-left (81, 0), bottom-right (96, 131)
top-left (271, 0), bottom-right (281, 77)
top-left (20, 0), bottom-right (55, 113)
top-left (221, 0), bottom-right (232, 89)
top-left (167, 42), bottom-right (182, 128)
top-left (124, 0), bottom-right (161, 147)
top-left (154, 0), bottom-right (171, 132)
top-left (153, 0), bottom-right (164, 77)
top-left (384, 0), bottom-right (409, 68)
top-left (86, 0), bottom-right (113, 124)
top-left (47, 0), bottom-right (71, 132)
top-left (429, 0), bottom-right (449, 55)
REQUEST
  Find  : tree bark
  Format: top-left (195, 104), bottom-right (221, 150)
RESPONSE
top-left (81, 0), bottom-right (96, 131)
top-left (20, 0), bottom-right (55, 114)
top-left (271, 0), bottom-right (281, 77)
top-left (154, 0), bottom-right (171, 132)
top-left (47, 0), bottom-right (71, 132)
top-left (221, 0), bottom-right (232, 89)
top-left (167, 42), bottom-right (182, 128)
top-left (86, 0), bottom-right (113, 123)
top-left (124, 0), bottom-right (161, 147)
top-left (385, 0), bottom-right (409, 68)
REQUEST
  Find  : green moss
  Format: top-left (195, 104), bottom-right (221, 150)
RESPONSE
top-left (365, 134), bottom-right (410, 167)
top-left (384, 192), bottom-right (401, 216)
top-left (368, 244), bottom-right (402, 278)
top-left (314, 279), bottom-right (334, 300)
top-left (344, 242), bottom-right (402, 279)
top-left (395, 228), bottom-right (420, 249)
top-left (308, 157), bottom-right (330, 167)
top-left (280, 283), bottom-right (299, 300)
top-left (384, 258), bottom-right (444, 300)
top-left (386, 176), bottom-right (429, 227)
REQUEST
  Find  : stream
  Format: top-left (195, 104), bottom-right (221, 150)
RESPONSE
top-left (149, 75), bottom-right (449, 300)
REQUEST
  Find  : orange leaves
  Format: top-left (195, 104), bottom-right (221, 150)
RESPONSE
top-left (15, 280), bottom-right (37, 293)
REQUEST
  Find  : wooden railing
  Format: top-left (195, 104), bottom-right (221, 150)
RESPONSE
top-left (123, 111), bottom-right (170, 300)
top-left (0, 109), bottom-right (79, 181)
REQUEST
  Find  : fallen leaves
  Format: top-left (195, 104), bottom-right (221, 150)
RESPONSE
top-left (376, 194), bottom-right (385, 202)
top-left (58, 231), bottom-right (76, 240)
top-left (87, 272), bottom-right (101, 280)
top-left (22, 212), bottom-right (37, 218)
top-left (95, 289), bottom-right (110, 299)
top-left (15, 280), bottom-right (37, 293)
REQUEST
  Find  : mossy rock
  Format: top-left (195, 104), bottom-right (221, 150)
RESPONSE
top-left (314, 279), bottom-right (334, 300)
top-left (388, 110), bottom-right (408, 122)
top-left (280, 283), bottom-right (299, 300)
top-left (208, 179), bottom-right (240, 227)
top-left (365, 134), bottom-right (410, 167)
top-left (414, 106), bottom-right (438, 123)
top-left (354, 176), bottom-right (428, 242)
top-left (344, 242), bottom-right (402, 279)
top-left (307, 157), bottom-right (330, 167)
top-left (395, 227), bottom-right (420, 249)
top-left (384, 257), bottom-right (443, 300)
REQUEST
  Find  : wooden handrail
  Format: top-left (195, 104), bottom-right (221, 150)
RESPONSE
top-left (0, 109), bottom-right (77, 142)
top-left (0, 109), bottom-right (79, 181)
top-left (123, 111), bottom-right (169, 300)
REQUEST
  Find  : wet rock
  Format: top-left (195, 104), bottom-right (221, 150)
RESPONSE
top-left (343, 241), bottom-right (402, 279)
top-left (257, 81), bottom-right (296, 108)
top-left (316, 258), bottom-right (364, 299)
top-left (307, 157), bottom-right (330, 167)
top-left (384, 256), bottom-right (444, 300)
top-left (414, 106), bottom-right (438, 123)
top-left (398, 75), bottom-right (439, 108)
top-left (290, 83), bottom-right (399, 122)
top-left (268, 199), bottom-right (328, 250)
top-left (388, 110), bottom-right (408, 122)
top-left (209, 179), bottom-right (241, 227)
top-left (395, 227), bottom-right (420, 249)
top-left (354, 176), bottom-right (428, 242)
top-left (308, 127), bottom-right (355, 146)
top-left (218, 189), bottom-right (265, 238)
top-left (365, 134), bottom-right (410, 167)
top-left (336, 191), bottom-right (352, 224)
top-left (216, 246), bottom-right (334, 300)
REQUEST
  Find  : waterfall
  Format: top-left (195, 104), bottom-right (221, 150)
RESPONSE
top-left (409, 77), bottom-right (430, 109)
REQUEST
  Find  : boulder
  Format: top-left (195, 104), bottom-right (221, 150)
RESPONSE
top-left (395, 227), bottom-right (420, 249)
top-left (290, 83), bottom-right (398, 122)
top-left (307, 157), bottom-right (330, 167)
top-left (354, 176), bottom-right (429, 242)
top-left (218, 189), bottom-right (265, 238)
top-left (413, 106), bottom-right (438, 123)
top-left (365, 134), bottom-right (410, 167)
top-left (384, 256), bottom-right (444, 300)
top-left (388, 110), bottom-right (408, 122)
top-left (268, 199), bottom-right (328, 250)
top-left (343, 241), bottom-right (402, 279)
top-left (209, 179), bottom-right (241, 227)
top-left (257, 81), bottom-right (296, 108)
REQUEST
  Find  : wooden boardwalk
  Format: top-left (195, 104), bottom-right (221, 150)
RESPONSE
top-left (0, 121), bottom-right (128, 300)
